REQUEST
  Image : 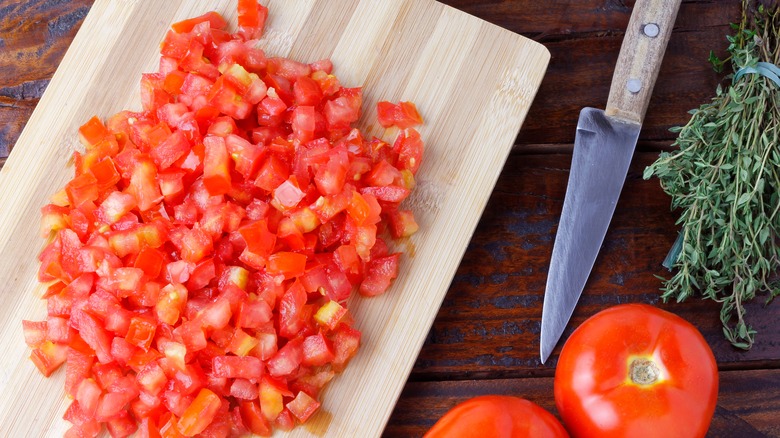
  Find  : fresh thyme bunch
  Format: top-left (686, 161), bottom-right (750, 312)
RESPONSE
top-left (644, 0), bottom-right (780, 349)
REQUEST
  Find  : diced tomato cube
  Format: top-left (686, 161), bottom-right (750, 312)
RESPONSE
top-left (65, 347), bottom-right (95, 397)
top-left (177, 388), bottom-right (222, 436)
top-left (238, 219), bottom-right (276, 259)
top-left (313, 300), bottom-right (348, 331)
top-left (46, 315), bottom-right (71, 344)
top-left (286, 391), bottom-right (320, 423)
top-left (376, 100), bottom-right (423, 129)
top-left (66, 172), bottom-right (100, 208)
top-left (266, 338), bottom-right (303, 377)
top-left (225, 134), bottom-right (262, 179)
top-left (151, 131), bottom-right (191, 170)
top-left (227, 328), bottom-right (259, 357)
top-left (89, 157), bottom-right (122, 190)
top-left (171, 11), bottom-right (227, 33)
top-left (208, 76), bottom-right (252, 120)
top-left (30, 340), bottom-right (68, 377)
top-left (388, 208), bottom-right (419, 238)
top-left (267, 252), bottom-right (306, 280)
top-left (202, 136), bottom-right (232, 196)
top-left (254, 154), bottom-right (289, 192)
top-left (230, 378), bottom-right (259, 400)
top-left (78, 116), bottom-right (112, 147)
top-left (96, 389), bottom-right (135, 422)
top-left (174, 320), bottom-right (208, 352)
top-left (95, 191), bottom-right (137, 225)
top-left (359, 253), bottom-right (401, 297)
top-left (22, 320), bottom-right (48, 348)
top-left (76, 377), bottom-right (102, 416)
top-left (156, 283), bottom-right (188, 325)
top-left (359, 185), bottom-right (410, 203)
top-left (137, 360), bottom-right (168, 396)
top-left (330, 324), bottom-right (361, 372)
top-left (251, 331), bottom-right (277, 361)
top-left (274, 409), bottom-right (295, 431)
top-left (127, 159), bottom-right (163, 211)
top-left (63, 400), bottom-right (101, 437)
top-left (278, 280), bottom-right (307, 339)
top-left (166, 260), bottom-right (195, 284)
top-left (239, 400), bottom-right (272, 435)
top-left (173, 364), bottom-right (207, 396)
top-left (74, 310), bottom-right (113, 364)
top-left (302, 332), bottom-right (335, 367)
top-left (393, 128), bottom-right (424, 174)
top-left (325, 264), bottom-right (353, 302)
top-left (314, 149), bottom-right (348, 196)
top-left (258, 377), bottom-right (291, 422)
top-left (187, 257), bottom-right (216, 290)
top-left (272, 179), bottom-right (305, 210)
top-left (237, 299), bottom-right (273, 329)
top-left (323, 89), bottom-right (361, 130)
top-left (178, 225), bottom-right (213, 263)
top-left (106, 409), bottom-right (138, 438)
top-left (237, 0), bottom-right (269, 40)
top-left (125, 315), bottom-right (157, 351)
top-left (212, 355), bottom-right (263, 380)
top-left (199, 297), bottom-right (232, 330)
top-left (160, 340), bottom-right (188, 372)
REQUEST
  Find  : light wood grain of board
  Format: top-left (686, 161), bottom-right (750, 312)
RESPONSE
top-left (0, 0), bottom-right (549, 436)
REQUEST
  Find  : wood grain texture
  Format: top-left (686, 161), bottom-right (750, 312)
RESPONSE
top-left (0, 0), bottom-right (548, 436)
top-left (410, 152), bottom-right (780, 380)
top-left (0, 0), bottom-right (92, 166)
top-left (386, 369), bottom-right (780, 437)
top-left (605, 0), bottom-right (682, 124)
top-left (0, 0), bottom-right (742, 157)
top-left (3, 1), bottom-right (780, 437)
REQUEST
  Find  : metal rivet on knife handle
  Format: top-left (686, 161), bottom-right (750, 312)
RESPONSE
top-left (627, 79), bottom-right (642, 93)
top-left (643, 23), bottom-right (660, 38)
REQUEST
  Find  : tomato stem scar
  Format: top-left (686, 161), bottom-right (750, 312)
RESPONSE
top-left (629, 358), bottom-right (660, 385)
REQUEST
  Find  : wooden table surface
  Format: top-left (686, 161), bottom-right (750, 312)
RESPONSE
top-left (2, 0), bottom-right (779, 436)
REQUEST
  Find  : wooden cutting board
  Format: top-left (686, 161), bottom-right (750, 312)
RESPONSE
top-left (0, 0), bottom-right (548, 436)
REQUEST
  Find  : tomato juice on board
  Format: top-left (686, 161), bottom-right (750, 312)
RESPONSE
top-left (22, 1), bottom-right (425, 436)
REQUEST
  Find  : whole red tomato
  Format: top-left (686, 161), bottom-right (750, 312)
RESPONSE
top-left (424, 395), bottom-right (569, 438)
top-left (554, 304), bottom-right (718, 438)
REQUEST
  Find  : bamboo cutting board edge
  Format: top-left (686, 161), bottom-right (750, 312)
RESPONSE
top-left (0, 1), bottom-right (550, 436)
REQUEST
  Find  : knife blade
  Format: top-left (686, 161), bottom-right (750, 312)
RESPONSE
top-left (540, 0), bottom-right (682, 364)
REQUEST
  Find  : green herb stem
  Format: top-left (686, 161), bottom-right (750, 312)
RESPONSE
top-left (644, 0), bottom-right (780, 349)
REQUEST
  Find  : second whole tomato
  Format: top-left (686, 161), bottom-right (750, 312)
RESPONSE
top-left (554, 304), bottom-right (718, 438)
top-left (424, 395), bottom-right (569, 438)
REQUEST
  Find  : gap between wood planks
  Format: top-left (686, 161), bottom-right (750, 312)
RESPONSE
top-left (512, 141), bottom-right (678, 155)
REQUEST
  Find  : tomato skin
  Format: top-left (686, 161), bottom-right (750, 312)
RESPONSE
top-left (425, 395), bottom-right (569, 438)
top-left (554, 304), bottom-right (718, 438)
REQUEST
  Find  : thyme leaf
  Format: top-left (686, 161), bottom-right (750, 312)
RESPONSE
top-left (644, 0), bottom-right (780, 349)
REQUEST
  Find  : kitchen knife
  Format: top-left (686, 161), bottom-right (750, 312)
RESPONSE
top-left (540, 0), bottom-right (682, 364)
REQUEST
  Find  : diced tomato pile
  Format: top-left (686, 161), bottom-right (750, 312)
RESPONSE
top-left (22, 1), bottom-right (424, 437)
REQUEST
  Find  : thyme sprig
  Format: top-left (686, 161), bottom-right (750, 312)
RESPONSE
top-left (644, 0), bottom-right (780, 349)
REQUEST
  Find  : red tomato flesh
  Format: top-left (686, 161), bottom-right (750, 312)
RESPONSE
top-left (24, 1), bottom-right (424, 436)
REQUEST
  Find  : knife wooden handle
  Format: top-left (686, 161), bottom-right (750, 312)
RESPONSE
top-left (605, 0), bottom-right (682, 125)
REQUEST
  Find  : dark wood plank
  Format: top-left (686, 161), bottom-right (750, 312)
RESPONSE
top-left (409, 152), bottom-right (780, 380)
top-left (0, 0), bottom-right (92, 160)
top-left (437, 0), bottom-right (740, 146)
top-left (386, 369), bottom-right (780, 437)
top-left (3, 1), bottom-right (779, 435)
top-left (0, 0), bottom-right (740, 160)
